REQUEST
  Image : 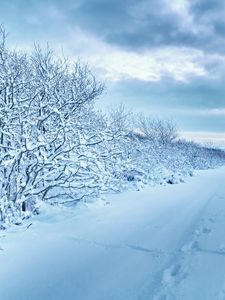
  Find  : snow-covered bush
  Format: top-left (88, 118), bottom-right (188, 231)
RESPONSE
top-left (0, 29), bottom-right (105, 225)
top-left (135, 114), bottom-right (177, 144)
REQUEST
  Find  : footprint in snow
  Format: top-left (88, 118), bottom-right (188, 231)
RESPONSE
top-left (154, 263), bottom-right (188, 300)
top-left (202, 227), bottom-right (211, 234)
top-left (163, 263), bottom-right (187, 285)
top-left (194, 225), bottom-right (212, 237)
top-left (181, 240), bottom-right (199, 254)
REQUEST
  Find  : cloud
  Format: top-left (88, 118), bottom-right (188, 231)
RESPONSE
top-left (58, 27), bottom-right (225, 83)
top-left (72, 0), bottom-right (195, 50)
top-left (1, 5), bottom-right (209, 84)
top-left (204, 108), bottom-right (225, 116)
top-left (179, 131), bottom-right (225, 147)
top-left (4, 0), bottom-right (225, 56)
top-left (171, 108), bottom-right (225, 116)
top-left (89, 47), bottom-right (207, 82)
top-left (60, 0), bottom-right (225, 55)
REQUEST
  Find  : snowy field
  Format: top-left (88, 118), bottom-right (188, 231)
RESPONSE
top-left (1, 167), bottom-right (225, 300)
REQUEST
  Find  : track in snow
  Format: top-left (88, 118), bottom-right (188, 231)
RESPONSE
top-left (1, 167), bottom-right (225, 300)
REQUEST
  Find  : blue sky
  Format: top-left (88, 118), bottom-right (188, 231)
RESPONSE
top-left (1, 0), bottom-right (225, 139)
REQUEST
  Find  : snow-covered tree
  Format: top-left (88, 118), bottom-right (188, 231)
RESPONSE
top-left (0, 29), bottom-right (104, 225)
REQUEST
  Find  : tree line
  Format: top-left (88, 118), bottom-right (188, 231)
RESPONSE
top-left (0, 28), bottom-right (225, 227)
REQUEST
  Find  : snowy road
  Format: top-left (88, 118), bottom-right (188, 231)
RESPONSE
top-left (1, 167), bottom-right (225, 300)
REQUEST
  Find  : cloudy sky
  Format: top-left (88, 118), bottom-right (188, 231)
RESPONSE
top-left (1, 0), bottom-right (225, 142)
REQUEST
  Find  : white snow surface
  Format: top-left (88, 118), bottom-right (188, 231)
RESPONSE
top-left (1, 167), bottom-right (225, 300)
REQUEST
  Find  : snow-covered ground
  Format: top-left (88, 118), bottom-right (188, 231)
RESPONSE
top-left (1, 167), bottom-right (225, 300)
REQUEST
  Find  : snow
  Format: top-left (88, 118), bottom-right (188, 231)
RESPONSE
top-left (1, 167), bottom-right (225, 299)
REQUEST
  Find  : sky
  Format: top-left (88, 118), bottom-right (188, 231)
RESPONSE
top-left (0, 0), bottom-right (225, 143)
